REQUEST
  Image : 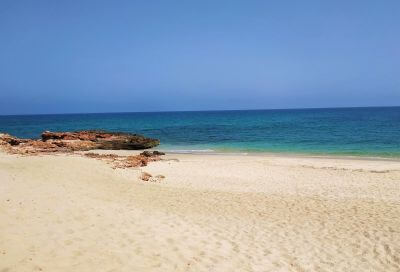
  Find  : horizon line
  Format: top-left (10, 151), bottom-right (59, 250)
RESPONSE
top-left (1, 105), bottom-right (399, 117)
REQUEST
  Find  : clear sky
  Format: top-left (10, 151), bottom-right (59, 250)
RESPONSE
top-left (0, 0), bottom-right (399, 115)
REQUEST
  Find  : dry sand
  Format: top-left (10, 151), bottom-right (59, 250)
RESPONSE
top-left (0, 151), bottom-right (399, 271)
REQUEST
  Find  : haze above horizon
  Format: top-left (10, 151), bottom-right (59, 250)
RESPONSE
top-left (1, 105), bottom-right (400, 117)
top-left (1, 0), bottom-right (399, 115)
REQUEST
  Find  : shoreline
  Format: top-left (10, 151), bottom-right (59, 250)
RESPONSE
top-left (156, 148), bottom-right (400, 162)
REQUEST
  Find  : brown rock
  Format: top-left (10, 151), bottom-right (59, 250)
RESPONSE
top-left (1, 131), bottom-right (162, 172)
top-left (125, 155), bottom-right (149, 167)
top-left (0, 133), bottom-right (29, 146)
top-left (140, 172), bottom-right (152, 181)
top-left (49, 140), bottom-right (98, 151)
top-left (140, 150), bottom-right (166, 157)
top-left (42, 130), bottom-right (159, 150)
top-left (155, 174), bottom-right (165, 179)
top-left (82, 152), bottom-right (162, 169)
top-left (28, 140), bottom-right (58, 149)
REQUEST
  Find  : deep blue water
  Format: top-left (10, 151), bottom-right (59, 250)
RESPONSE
top-left (1, 107), bottom-right (400, 157)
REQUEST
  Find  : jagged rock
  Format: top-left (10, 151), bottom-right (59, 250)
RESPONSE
top-left (124, 155), bottom-right (150, 167)
top-left (1, 130), bottom-right (160, 155)
top-left (140, 150), bottom-right (166, 157)
top-left (0, 133), bottom-right (29, 146)
top-left (27, 140), bottom-right (59, 150)
top-left (83, 152), bottom-right (163, 169)
top-left (42, 130), bottom-right (159, 150)
top-left (1, 133), bottom-right (165, 181)
top-left (140, 172), bottom-right (152, 181)
top-left (48, 139), bottom-right (99, 151)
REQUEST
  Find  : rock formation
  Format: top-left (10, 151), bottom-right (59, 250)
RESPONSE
top-left (0, 131), bottom-right (165, 178)
top-left (0, 130), bottom-right (160, 154)
top-left (83, 152), bottom-right (162, 168)
top-left (41, 130), bottom-right (159, 150)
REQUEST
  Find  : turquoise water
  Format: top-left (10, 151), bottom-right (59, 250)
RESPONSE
top-left (1, 107), bottom-right (399, 157)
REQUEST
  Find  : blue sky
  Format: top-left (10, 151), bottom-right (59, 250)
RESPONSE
top-left (0, 0), bottom-right (399, 114)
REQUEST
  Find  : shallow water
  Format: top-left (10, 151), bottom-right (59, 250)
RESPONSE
top-left (1, 107), bottom-right (399, 157)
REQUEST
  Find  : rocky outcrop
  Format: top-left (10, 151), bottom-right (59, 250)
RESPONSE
top-left (0, 133), bottom-right (60, 154)
top-left (83, 152), bottom-right (162, 168)
top-left (0, 130), bottom-right (160, 154)
top-left (0, 132), bottom-right (166, 180)
top-left (41, 130), bottom-right (160, 150)
top-left (0, 133), bottom-right (29, 146)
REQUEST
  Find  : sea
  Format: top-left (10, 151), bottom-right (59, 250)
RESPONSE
top-left (1, 107), bottom-right (399, 158)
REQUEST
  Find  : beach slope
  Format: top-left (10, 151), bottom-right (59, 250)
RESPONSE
top-left (0, 151), bottom-right (399, 271)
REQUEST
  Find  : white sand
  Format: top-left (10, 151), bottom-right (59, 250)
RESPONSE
top-left (0, 151), bottom-right (399, 271)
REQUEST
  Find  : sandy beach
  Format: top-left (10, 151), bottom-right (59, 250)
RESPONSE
top-left (0, 150), bottom-right (399, 272)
